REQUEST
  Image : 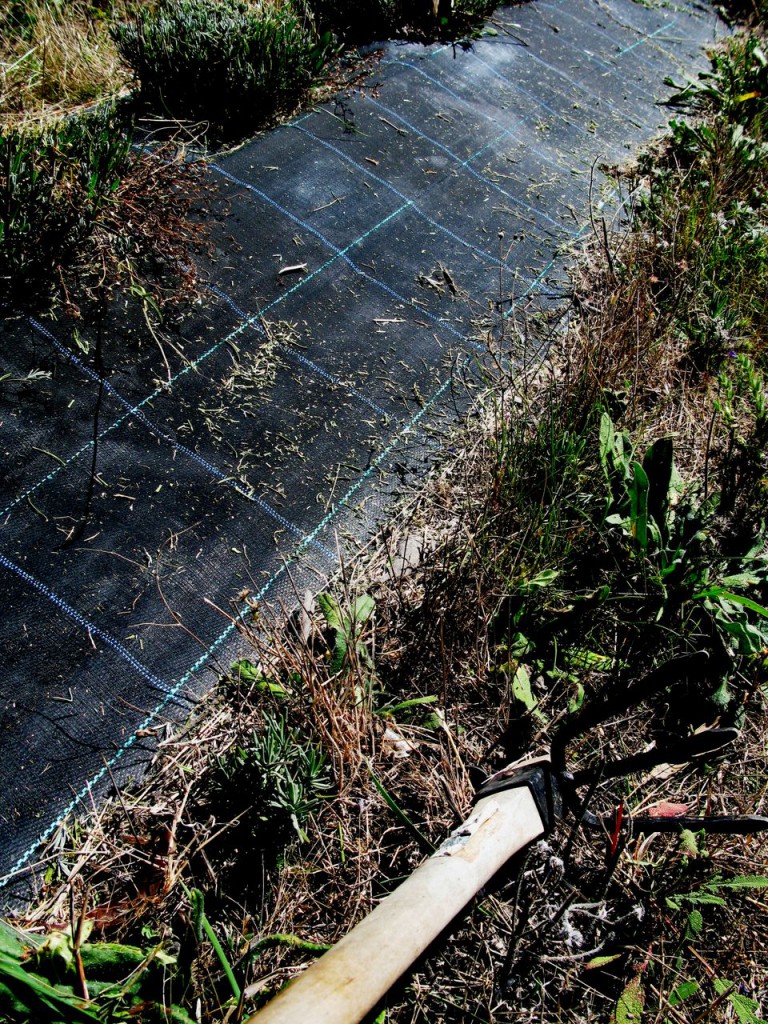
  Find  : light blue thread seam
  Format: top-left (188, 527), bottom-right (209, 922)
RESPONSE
top-left (380, 57), bottom-right (587, 169)
top-left (533, 0), bottom-right (681, 71)
top-left (1, 201), bottom-right (411, 522)
top-left (0, 552), bottom-right (186, 704)
top-left (365, 96), bottom-right (570, 234)
top-left (20, 316), bottom-right (338, 560)
top-left (618, 19), bottom-right (678, 55)
top-left (210, 162), bottom-right (487, 348)
top-left (200, 280), bottom-right (391, 417)
top-left (0, 362), bottom-right (451, 886)
top-left (9, 122), bottom-right (583, 538)
top-left (467, 50), bottom-right (598, 138)
top-left (524, 30), bottom-right (672, 116)
top-left (477, 30), bottom-right (663, 132)
top-left (293, 124), bottom-right (558, 297)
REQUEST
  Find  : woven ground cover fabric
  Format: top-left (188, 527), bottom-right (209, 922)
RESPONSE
top-left (0, 0), bottom-right (723, 900)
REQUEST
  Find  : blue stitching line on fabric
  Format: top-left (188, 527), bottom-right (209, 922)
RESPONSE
top-left (16, 316), bottom-right (337, 560)
top-left (0, 233), bottom-right (566, 887)
top-left (533, 0), bottom-right (685, 72)
top-left (364, 96), bottom-right (571, 234)
top-left (483, 25), bottom-right (674, 129)
top-left (466, 50), bottom-right (614, 142)
top-left (210, 162), bottom-right (488, 348)
top-left (201, 280), bottom-right (391, 418)
top-left (0, 551), bottom-right (187, 705)
top-left (1, 202), bottom-right (410, 522)
top-left (497, 43), bottom-right (657, 130)
top-left (293, 124), bottom-right (558, 298)
top-left (0, 560), bottom-right (246, 886)
top-left (379, 56), bottom-right (592, 161)
top-left (618, 19), bottom-right (679, 55)
top-left (472, 6), bottom-right (676, 132)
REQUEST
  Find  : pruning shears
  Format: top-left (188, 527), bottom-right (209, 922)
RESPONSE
top-left (248, 655), bottom-right (768, 1024)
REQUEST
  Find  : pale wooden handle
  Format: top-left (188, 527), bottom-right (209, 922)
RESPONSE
top-left (247, 786), bottom-right (544, 1024)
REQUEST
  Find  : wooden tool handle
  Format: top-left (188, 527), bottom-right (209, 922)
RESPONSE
top-left (247, 785), bottom-right (545, 1024)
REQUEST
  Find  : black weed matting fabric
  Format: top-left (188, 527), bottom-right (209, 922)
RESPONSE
top-left (0, 0), bottom-right (722, 896)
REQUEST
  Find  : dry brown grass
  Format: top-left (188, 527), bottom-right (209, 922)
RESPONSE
top-left (0, 1), bottom-right (133, 129)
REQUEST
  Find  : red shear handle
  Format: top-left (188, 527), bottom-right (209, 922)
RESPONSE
top-left (247, 786), bottom-right (545, 1024)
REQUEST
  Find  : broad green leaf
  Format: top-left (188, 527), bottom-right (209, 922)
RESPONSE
top-left (720, 572), bottom-right (762, 588)
top-left (317, 592), bottom-right (343, 632)
top-left (0, 949), bottom-right (98, 1022)
top-left (0, 921), bottom-right (27, 958)
top-left (614, 975), bottom-right (644, 1024)
top-left (79, 941), bottom-right (148, 976)
top-left (679, 829), bottom-right (700, 858)
top-left (350, 594), bottom-right (375, 627)
top-left (684, 909), bottom-right (703, 939)
top-left (507, 632), bottom-right (533, 658)
top-left (231, 661), bottom-right (286, 697)
top-left (375, 695), bottom-right (438, 717)
top-left (718, 617), bottom-right (767, 655)
top-left (696, 588), bottom-right (768, 618)
top-left (612, 428), bottom-right (633, 478)
top-left (599, 412), bottom-right (614, 479)
top-left (569, 680), bottom-right (585, 714)
top-left (231, 658), bottom-right (260, 682)
top-left (520, 569), bottom-right (560, 591)
top-left (330, 630), bottom-right (348, 674)
top-left (730, 993), bottom-right (768, 1024)
top-left (511, 664), bottom-right (537, 712)
top-left (669, 980), bottom-right (699, 1006)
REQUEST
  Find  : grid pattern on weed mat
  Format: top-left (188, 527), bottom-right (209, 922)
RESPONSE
top-left (0, 0), bottom-right (722, 898)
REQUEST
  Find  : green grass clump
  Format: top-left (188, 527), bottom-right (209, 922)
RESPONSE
top-left (640, 34), bottom-right (768, 374)
top-left (210, 709), bottom-right (333, 844)
top-left (0, 104), bottom-right (133, 305)
top-left (111, 0), bottom-right (327, 138)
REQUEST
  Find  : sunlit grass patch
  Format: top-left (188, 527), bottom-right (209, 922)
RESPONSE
top-left (0, 1), bottom-right (132, 128)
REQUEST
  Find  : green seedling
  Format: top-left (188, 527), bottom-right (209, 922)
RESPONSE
top-left (212, 710), bottom-right (332, 843)
top-left (230, 658), bottom-right (287, 698)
